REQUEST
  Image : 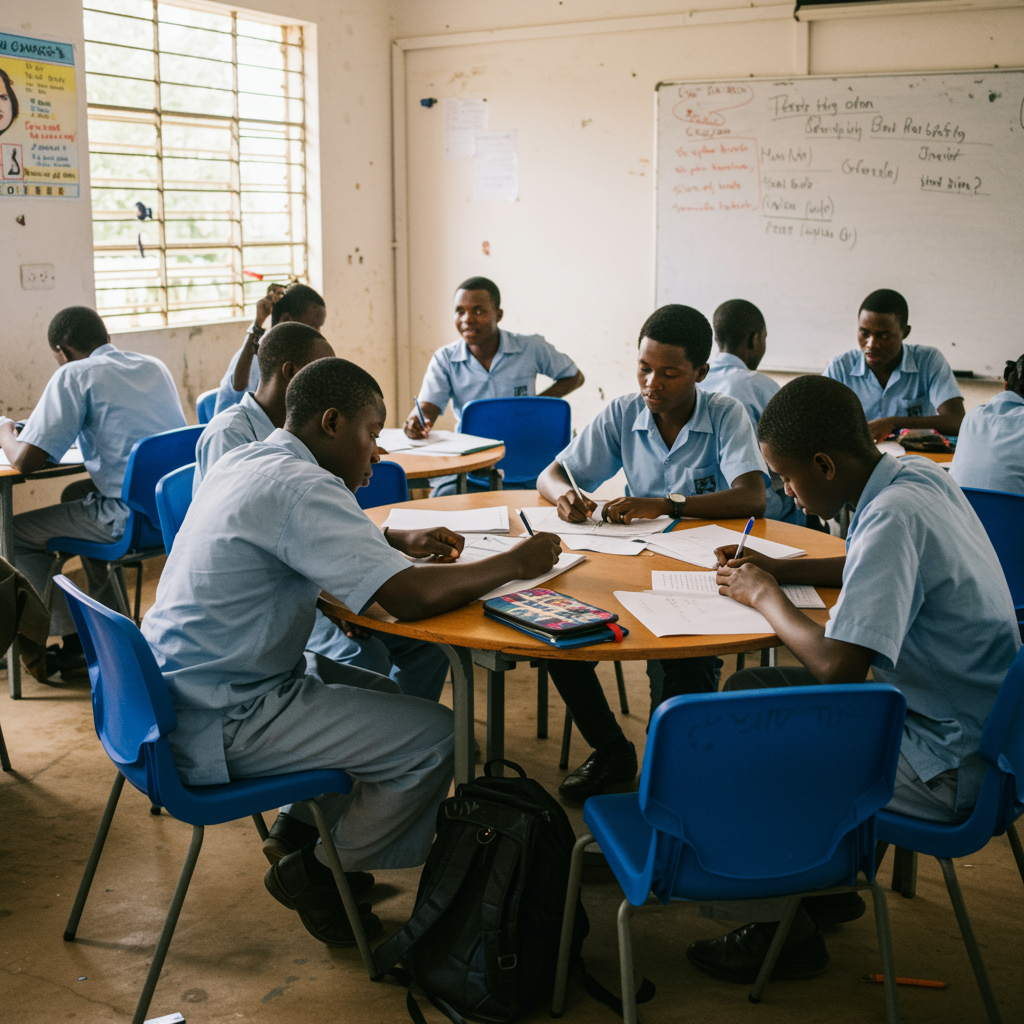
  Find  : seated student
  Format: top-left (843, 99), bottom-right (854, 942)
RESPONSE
top-left (0, 306), bottom-right (186, 679)
top-left (142, 357), bottom-right (561, 945)
top-left (403, 276), bottom-right (584, 494)
top-left (686, 373), bottom-right (1020, 983)
top-left (949, 354), bottom-right (1024, 496)
top-left (213, 283), bottom-right (326, 415)
top-left (536, 304), bottom-right (768, 801)
top-left (823, 288), bottom-right (965, 441)
top-left (195, 321), bottom-right (450, 719)
top-left (698, 298), bottom-right (803, 524)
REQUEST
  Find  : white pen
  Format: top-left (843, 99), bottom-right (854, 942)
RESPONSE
top-left (561, 462), bottom-right (592, 520)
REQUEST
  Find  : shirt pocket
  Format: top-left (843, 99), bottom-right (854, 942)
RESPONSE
top-left (505, 374), bottom-right (535, 399)
top-left (902, 392), bottom-right (929, 418)
top-left (674, 463), bottom-right (719, 496)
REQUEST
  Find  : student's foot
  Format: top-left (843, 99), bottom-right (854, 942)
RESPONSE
top-left (44, 643), bottom-right (88, 682)
top-left (558, 739), bottom-right (637, 801)
top-left (262, 815), bottom-right (375, 898)
top-left (264, 849), bottom-right (382, 947)
top-left (686, 922), bottom-right (829, 983)
top-left (802, 891), bottom-right (866, 926)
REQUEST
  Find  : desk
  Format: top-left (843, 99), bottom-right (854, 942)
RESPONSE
top-left (1, 461), bottom-right (88, 698)
top-left (901, 450), bottom-right (953, 465)
top-left (380, 446), bottom-right (505, 493)
top-left (319, 491), bottom-right (846, 784)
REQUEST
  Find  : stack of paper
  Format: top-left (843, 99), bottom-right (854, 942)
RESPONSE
top-left (382, 505), bottom-right (510, 534)
top-left (378, 428), bottom-right (503, 457)
top-left (650, 571), bottom-right (825, 609)
top-left (645, 524), bottom-right (806, 569)
top-left (614, 590), bottom-right (773, 637)
top-left (455, 534), bottom-right (587, 600)
top-left (520, 504), bottom-right (673, 540)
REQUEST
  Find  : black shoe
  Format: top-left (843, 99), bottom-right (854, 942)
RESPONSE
top-left (803, 891), bottom-right (866, 926)
top-left (558, 740), bottom-right (637, 801)
top-left (44, 643), bottom-right (88, 682)
top-left (686, 922), bottom-right (829, 983)
top-left (264, 850), bottom-right (382, 947)
top-left (262, 814), bottom-right (374, 896)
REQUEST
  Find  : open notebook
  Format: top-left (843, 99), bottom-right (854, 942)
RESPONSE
top-left (645, 524), bottom-right (806, 569)
top-left (378, 428), bottom-right (503, 457)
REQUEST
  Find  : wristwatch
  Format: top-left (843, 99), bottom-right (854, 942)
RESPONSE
top-left (246, 322), bottom-right (266, 349)
top-left (668, 493), bottom-right (687, 518)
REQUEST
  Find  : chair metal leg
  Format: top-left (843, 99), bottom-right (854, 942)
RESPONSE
top-left (489, 466), bottom-right (503, 491)
top-left (614, 662), bottom-right (629, 715)
top-left (759, 647), bottom-right (776, 667)
top-left (937, 855), bottom-right (1003, 1024)
top-left (536, 661), bottom-right (548, 740)
top-left (0, 717), bottom-right (10, 771)
top-left (251, 812), bottom-right (269, 841)
top-left (559, 709), bottom-right (573, 770)
top-left (64, 771), bottom-right (126, 941)
top-left (617, 898), bottom-right (639, 1024)
top-left (131, 824), bottom-right (205, 1024)
top-left (736, 652), bottom-right (745, 672)
top-left (891, 846), bottom-right (918, 897)
top-left (867, 879), bottom-right (901, 1024)
top-left (552, 832), bottom-right (591, 1016)
top-left (748, 896), bottom-right (801, 1003)
top-left (1006, 822), bottom-right (1024, 887)
top-left (130, 561), bottom-right (144, 625)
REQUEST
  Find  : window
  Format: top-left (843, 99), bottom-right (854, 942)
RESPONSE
top-left (84, 0), bottom-right (308, 328)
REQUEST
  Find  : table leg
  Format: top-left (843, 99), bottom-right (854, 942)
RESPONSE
top-left (486, 669), bottom-right (505, 771)
top-left (438, 644), bottom-right (475, 786)
top-left (456, 472), bottom-right (468, 495)
top-left (1, 480), bottom-right (22, 700)
top-left (891, 846), bottom-right (918, 898)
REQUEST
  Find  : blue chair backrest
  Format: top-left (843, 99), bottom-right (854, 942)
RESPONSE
top-left (155, 463), bottom-right (196, 552)
top-left (460, 397), bottom-right (571, 485)
top-left (640, 684), bottom-right (906, 888)
top-left (196, 389), bottom-right (218, 424)
top-left (357, 460), bottom-right (409, 509)
top-left (961, 487), bottom-right (1024, 613)
top-left (978, 646), bottom-right (1024, 822)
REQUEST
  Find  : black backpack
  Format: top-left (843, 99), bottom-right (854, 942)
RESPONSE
top-left (373, 759), bottom-right (590, 1023)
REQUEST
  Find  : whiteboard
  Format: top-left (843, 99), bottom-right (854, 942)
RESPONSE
top-left (655, 70), bottom-right (1024, 376)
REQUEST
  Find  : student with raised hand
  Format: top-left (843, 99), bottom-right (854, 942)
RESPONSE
top-left (213, 282), bottom-right (326, 415)
top-left (699, 298), bottom-right (803, 524)
top-left (949, 354), bottom-right (1024, 495)
top-left (0, 306), bottom-right (186, 681)
top-left (823, 288), bottom-right (965, 441)
top-left (688, 374), bottom-right (1020, 984)
top-left (403, 276), bottom-right (584, 494)
top-left (142, 357), bottom-right (561, 947)
top-left (535, 304), bottom-right (768, 801)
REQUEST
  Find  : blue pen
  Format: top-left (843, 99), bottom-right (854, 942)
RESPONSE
top-left (414, 397), bottom-right (427, 428)
top-left (518, 510), bottom-right (535, 536)
top-left (734, 517), bottom-right (755, 559)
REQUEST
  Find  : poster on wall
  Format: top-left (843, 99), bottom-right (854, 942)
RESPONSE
top-left (0, 32), bottom-right (80, 199)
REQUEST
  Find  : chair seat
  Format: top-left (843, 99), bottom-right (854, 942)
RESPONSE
top-left (48, 516), bottom-right (165, 563)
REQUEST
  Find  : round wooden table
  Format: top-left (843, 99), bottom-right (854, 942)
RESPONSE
top-left (379, 446), bottom-right (505, 492)
top-left (319, 491), bottom-right (846, 783)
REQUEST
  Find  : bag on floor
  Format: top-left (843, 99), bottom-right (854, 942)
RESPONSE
top-left (373, 759), bottom-right (590, 1023)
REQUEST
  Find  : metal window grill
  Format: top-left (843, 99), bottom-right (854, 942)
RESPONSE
top-left (85, 0), bottom-right (308, 328)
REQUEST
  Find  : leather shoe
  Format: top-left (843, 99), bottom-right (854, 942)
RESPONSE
top-left (45, 643), bottom-right (88, 682)
top-left (558, 741), bottom-right (637, 801)
top-left (803, 891), bottom-right (866, 926)
top-left (265, 850), bottom-right (382, 947)
top-left (686, 922), bottom-right (829, 983)
top-left (262, 813), bottom-right (374, 893)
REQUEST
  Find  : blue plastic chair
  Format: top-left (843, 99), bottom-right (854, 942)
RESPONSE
top-left (460, 396), bottom-right (571, 488)
top-left (196, 388), bottom-right (218, 424)
top-left (154, 462), bottom-right (197, 551)
top-left (44, 425), bottom-right (203, 624)
top-left (875, 647), bottom-right (1024, 1024)
top-left (552, 684), bottom-right (907, 1023)
top-left (54, 574), bottom-right (376, 1024)
top-left (357, 460), bottom-right (409, 509)
top-left (961, 487), bottom-right (1024, 626)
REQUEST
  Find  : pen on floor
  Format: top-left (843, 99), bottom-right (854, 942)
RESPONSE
top-left (861, 975), bottom-right (945, 989)
top-left (561, 461), bottom-right (592, 519)
top-left (733, 516), bottom-right (755, 559)
top-left (518, 510), bottom-right (535, 536)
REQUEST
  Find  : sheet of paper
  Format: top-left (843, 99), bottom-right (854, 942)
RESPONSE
top-left (559, 535), bottom-right (649, 556)
top-left (520, 505), bottom-right (673, 539)
top-left (377, 428), bottom-right (502, 456)
top-left (444, 97), bottom-right (488, 160)
top-left (474, 130), bottom-right (518, 202)
top-left (614, 590), bottom-right (774, 637)
top-left (876, 440), bottom-right (905, 457)
top-left (649, 571), bottom-right (825, 609)
top-left (382, 505), bottom-right (509, 534)
top-left (0, 446), bottom-right (83, 468)
top-left (778, 584), bottom-right (826, 610)
top-left (646, 524), bottom-right (806, 568)
top-left (451, 534), bottom-right (586, 599)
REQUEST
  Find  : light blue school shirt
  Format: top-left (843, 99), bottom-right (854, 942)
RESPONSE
top-left (823, 343), bottom-right (961, 422)
top-left (18, 342), bottom-right (186, 499)
top-left (949, 390), bottom-right (1024, 496)
top-left (826, 453), bottom-right (1020, 809)
top-left (193, 391), bottom-right (274, 495)
top-left (557, 389), bottom-right (769, 499)
top-left (142, 428), bottom-right (411, 784)
top-left (213, 343), bottom-right (261, 415)
top-left (417, 329), bottom-right (578, 430)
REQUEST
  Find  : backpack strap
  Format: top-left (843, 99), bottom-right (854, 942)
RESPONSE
top-left (477, 830), bottom-right (524, 1012)
top-left (579, 965), bottom-right (656, 1018)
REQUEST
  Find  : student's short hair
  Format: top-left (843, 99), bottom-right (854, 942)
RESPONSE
top-left (257, 322), bottom-right (330, 379)
top-left (285, 357), bottom-right (383, 430)
top-left (455, 276), bottom-right (500, 310)
top-left (1005, 355), bottom-right (1024, 397)
top-left (47, 306), bottom-right (108, 353)
top-left (271, 283), bottom-right (326, 325)
top-left (713, 299), bottom-right (765, 350)
top-left (758, 374), bottom-right (877, 462)
top-left (637, 304), bottom-right (713, 367)
top-left (859, 289), bottom-right (909, 328)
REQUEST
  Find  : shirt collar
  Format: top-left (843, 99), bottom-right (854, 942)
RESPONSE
top-left (240, 391), bottom-right (276, 435)
top-left (91, 343), bottom-right (116, 356)
top-left (988, 390), bottom-right (1024, 409)
top-left (853, 344), bottom-right (915, 379)
top-left (450, 328), bottom-right (517, 364)
top-left (632, 387), bottom-right (714, 442)
top-left (264, 427), bottom-right (318, 466)
top-left (847, 453), bottom-right (901, 544)
top-left (708, 351), bottom-right (747, 371)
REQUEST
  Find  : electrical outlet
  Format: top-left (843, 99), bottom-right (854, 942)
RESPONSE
top-left (20, 264), bottom-right (56, 290)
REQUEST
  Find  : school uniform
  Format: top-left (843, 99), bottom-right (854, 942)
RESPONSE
top-left (213, 343), bottom-right (260, 416)
top-left (949, 390), bottom-right (1024, 496)
top-left (823, 343), bottom-right (961, 422)
top-left (548, 390), bottom-right (770, 750)
top-left (142, 429), bottom-right (454, 871)
top-left (193, 394), bottom-right (449, 700)
top-left (13, 343), bottom-right (186, 635)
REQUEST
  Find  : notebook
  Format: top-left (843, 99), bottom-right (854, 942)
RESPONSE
top-left (382, 505), bottom-right (510, 534)
top-left (455, 534), bottom-right (587, 600)
top-left (377, 428), bottom-right (503, 456)
top-left (645, 524), bottom-right (806, 569)
top-left (649, 571), bottom-right (825, 609)
top-left (519, 504), bottom-right (675, 539)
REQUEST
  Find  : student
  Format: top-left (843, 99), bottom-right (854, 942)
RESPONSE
top-left (823, 288), bottom-right (965, 441)
top-left (142, 357), bottom-right (561, 945)
top-left (1, 306), bottom-right (185, 680)
top-left (686, 373), bottom-right (1020, 983)
top-left (699, 298), bottom-right (803, 524)
top-left (195, 321), bottom-right (451, 718)
top-left (403, 276), bottom-right (584, 493)
top-left (213, 283), bottom-right (325, 415)
top-left (949, 354), bottom-right (1024, 496)
top-left (536, 304), bottom-right (768, 801)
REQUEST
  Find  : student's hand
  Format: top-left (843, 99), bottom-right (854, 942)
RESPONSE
top-left (509, 532), bottom-right (562, 577)
top-left (715, 562), bottom-right (780, 607)
top-left (555, 490), bottom-right (597, 523)
top-left (341, 620), bottom-right (373, 639)
top-left (602, 497), bottom-right (668, 524)
top-left (393, 527), bottom-right (464, 561)
top-left (867, 416), bottom-right (901, 441)
top-left (714, 545), bottom-right (781, 575)
top-left (255, 283), bottom-right (286, 327)
top-left (403, 411), bottom-right (431, 440)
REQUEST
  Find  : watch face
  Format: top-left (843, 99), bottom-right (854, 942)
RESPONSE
top-left (669, 493), bottom-right (684, 503)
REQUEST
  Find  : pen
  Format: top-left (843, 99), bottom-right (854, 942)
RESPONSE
top-left (561, 461), bottom-right (592, 520)
top-left (518, 510), bottom-right (535, 536)
top-left (414, 397), bottom-right (427, 428)
top-left (734, 517), bottom-right (755, 559)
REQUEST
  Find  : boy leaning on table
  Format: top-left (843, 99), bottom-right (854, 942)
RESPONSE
top-left (685, 373), bottom-right (1021, 984)
top-left (535, 303), bottom-right (769, 801)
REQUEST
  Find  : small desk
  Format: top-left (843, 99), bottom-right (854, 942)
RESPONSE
top-left (905, 450), bottom-right (953, 465)
top-left (319, 491), bottom-right (846, 784)
top-left (380, 446), bottom-right (505, 494)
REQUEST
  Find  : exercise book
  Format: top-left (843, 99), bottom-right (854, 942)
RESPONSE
top-left (456, 534), bottom-right (586, 600)
top-left (614, 590), bottom-right (774, 637)
top-left (382, 505), bottom-right (509, 534)
top-left (645, 524), bottom-right (806, 569)
top-left (650, 571), bottom-right (825, 609)
top-left (520, 504), bottom-right (675, 539)
top-left (377, 428), bottom-right (503, 456)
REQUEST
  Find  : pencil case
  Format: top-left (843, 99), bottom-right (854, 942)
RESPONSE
top-left (482, 588), bottom-right (627, 648)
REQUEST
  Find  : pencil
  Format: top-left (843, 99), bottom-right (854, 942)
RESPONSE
top-left (861, 974), bottom-right (945, 989)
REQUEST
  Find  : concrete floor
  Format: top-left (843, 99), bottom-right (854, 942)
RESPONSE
top-left (1, 560), bottom-right (1022, 1024)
